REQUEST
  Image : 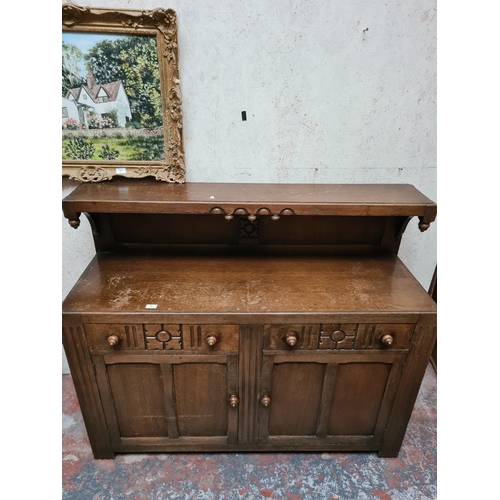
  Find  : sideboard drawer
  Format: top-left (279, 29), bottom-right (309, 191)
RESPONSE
top-left (264, 324), bottom-right (321, 350)
top-left (85, 323), bottom-right (239, 352)
top-left (319, 323), bottom-right (414, 350)
top-left (264, 323), bottom-right (415, 351)
top-left (183, 325), bottom-right (239, 351)
top-left (85, 324), bottom-right (182, 351)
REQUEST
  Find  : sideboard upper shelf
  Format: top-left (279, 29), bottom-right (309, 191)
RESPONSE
top-left (63, 180), bottom-right (436, 223)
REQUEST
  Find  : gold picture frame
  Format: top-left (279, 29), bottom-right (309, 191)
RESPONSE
top-left (62, 4), bottom-right (184, 182)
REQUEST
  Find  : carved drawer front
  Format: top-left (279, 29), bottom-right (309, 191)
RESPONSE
top-left (85, 324), bottom-right (182, 351)
top-left (264, 324), bottom-right (321, 350)
top-left (143, 324), bottom-right (182, 350)
top-left (85, 324), bottom-right (147, 351)
top-left (319, 323), bottom-right (414, 350)
top-left (183, 325), bottom-right (239, 351)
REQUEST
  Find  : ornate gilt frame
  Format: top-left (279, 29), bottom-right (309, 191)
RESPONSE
top-left (62, 4), bottom-right (185, 182)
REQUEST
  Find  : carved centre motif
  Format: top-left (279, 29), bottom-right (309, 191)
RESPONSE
top-left (319, 324), bottom-right (358, 350)
top-left (145, 324), bottom-right (182, 350)
top-left (330, 329), bottom-right (346, 342)
top-left (155, 330), bottom-right (172, 343)
top-left (239, 218), bottom-right (260, 239)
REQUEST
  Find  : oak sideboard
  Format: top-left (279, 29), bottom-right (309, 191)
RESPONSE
top-left (62, 181), bottom-right (437, 459)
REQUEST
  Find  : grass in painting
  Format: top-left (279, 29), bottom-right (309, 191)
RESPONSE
top-left (62, 135), bottom-right (165, 161)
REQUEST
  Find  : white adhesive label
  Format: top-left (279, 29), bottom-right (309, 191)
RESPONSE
top-left (116, 167), bottom-right (127, 174)
top-left (145, 304), bottom-right (158, 309)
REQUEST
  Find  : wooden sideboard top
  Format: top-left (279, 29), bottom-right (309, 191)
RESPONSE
top-left (62, 253), bottom-right (436, 322)
top-left (63, 180), bottom-right (437, 219)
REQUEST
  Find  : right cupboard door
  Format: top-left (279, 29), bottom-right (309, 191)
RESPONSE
top-left (258, 351), bottom-right (406, 451)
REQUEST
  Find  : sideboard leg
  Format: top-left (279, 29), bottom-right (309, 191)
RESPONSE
top-left (63, 314), bottom-right (115, 460)
top-left (378, 314), bottom-right (436, 458)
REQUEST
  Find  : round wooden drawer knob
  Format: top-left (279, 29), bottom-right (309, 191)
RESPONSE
top-left (224, 214), bottom-right (234, 220)
top-left (107, 334), bottom-right (120, 346)
top-left (271, 214), bottom-right (280, 221)
top-left (285, 334), bottom-right (298, 347)
top-left (229, 395), bottom-right (239, 408)
top-left (381, 334), bottom-right (393, 346)
top-left (261, 395), bottom-right (271, 407)
top-left (205, 335), bottom-right (218, 347)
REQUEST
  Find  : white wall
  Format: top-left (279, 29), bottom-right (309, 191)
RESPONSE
top-left (62, 0), bottom-right (437, 373)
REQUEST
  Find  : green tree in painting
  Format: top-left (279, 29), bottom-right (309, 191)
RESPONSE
top-left (85, 37), bottom-right (162, 127)
top-left (62, 42), bottom-right (86, 96)
top-left (98, 144), bottom-right (119, 160)
top-left (64, 137), bottom-right (95, 160)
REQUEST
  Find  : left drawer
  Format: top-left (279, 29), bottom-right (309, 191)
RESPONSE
top-left (84, 323), bottom-right (240, 352)
top-left (85, 324), bottom-right (181, 351)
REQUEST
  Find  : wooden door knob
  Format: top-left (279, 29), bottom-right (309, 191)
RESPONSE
top-left (229, 395), bottom-right (239, 408)
top-left (381, 334), bottom-right (393, 346)
top-left (107, 334), bottom-right (120, 346)
top-left (205, 335), bottom-right (218, 347)
top-left (261, 395), bottom-right (271, 407)
top-left (285, 334), bottom-right (298, 347)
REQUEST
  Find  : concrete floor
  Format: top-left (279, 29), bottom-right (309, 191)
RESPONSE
top-left (62, 364), bottom-right (436, 499)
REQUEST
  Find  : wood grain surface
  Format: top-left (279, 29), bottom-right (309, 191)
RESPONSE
top-left (63, 180), bottom-right (437, 217)
top-left (63, 254), bottom-right (437, 317)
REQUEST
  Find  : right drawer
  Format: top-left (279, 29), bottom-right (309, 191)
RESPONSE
top-left (320, 323), bottom-right (414, 350)
top-left (264, 323), bottom-right (414, 351)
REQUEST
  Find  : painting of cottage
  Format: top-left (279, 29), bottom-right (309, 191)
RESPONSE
top-left (64, 73), bottom-right (132, 128)
top-left (62, 32), bottom-right (165, 161)
top-left (62, 97), bottom-right (80, 124)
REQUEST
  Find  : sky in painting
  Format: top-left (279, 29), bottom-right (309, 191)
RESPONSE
top-left (62, 32), bottom-right (129, 53)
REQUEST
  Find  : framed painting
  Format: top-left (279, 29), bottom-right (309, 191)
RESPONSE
top-left (62, 4), bottom-right (185, 182)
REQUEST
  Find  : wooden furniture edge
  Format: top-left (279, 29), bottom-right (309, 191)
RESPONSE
top-left (62, 314), bottom-right (114, 459)
top-left (76, 312), bottom-right (426, 325)
top-left (378, 312), bottom-right (437, 457)
top-left (62, 182), bottom-right (437, 225)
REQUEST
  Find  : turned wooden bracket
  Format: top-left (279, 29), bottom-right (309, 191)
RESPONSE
top-left (418, 205), bottom-right (437, 232)
top-left (392, 214), bottom-right (433, 233)
top-left (67, 212), bottom-right (81, 229)
top-left (418, 217), bottom-right (431, 232)
top-left (209, 207), bottom-right (295, 221)
top-left (65, 212), bottom-right (100, 237)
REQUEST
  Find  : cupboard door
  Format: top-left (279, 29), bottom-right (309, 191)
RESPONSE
top-left (173, 363), bottom-right (228, 436)
top-left (93, 353), bottom-right (238, 451)
top-left (267, 362), bottom-right (325, 436)
top-left (258, 352), bottom-right (405, 448)
top-left (327, 363), bottom-right (393, 436)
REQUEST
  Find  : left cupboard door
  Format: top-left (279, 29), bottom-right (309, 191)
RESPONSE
top-left (92, 353), bottom-right (239, 452)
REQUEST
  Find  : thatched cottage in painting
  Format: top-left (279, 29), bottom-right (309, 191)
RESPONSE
top-left (63, 73), bottom-right (132, 128)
